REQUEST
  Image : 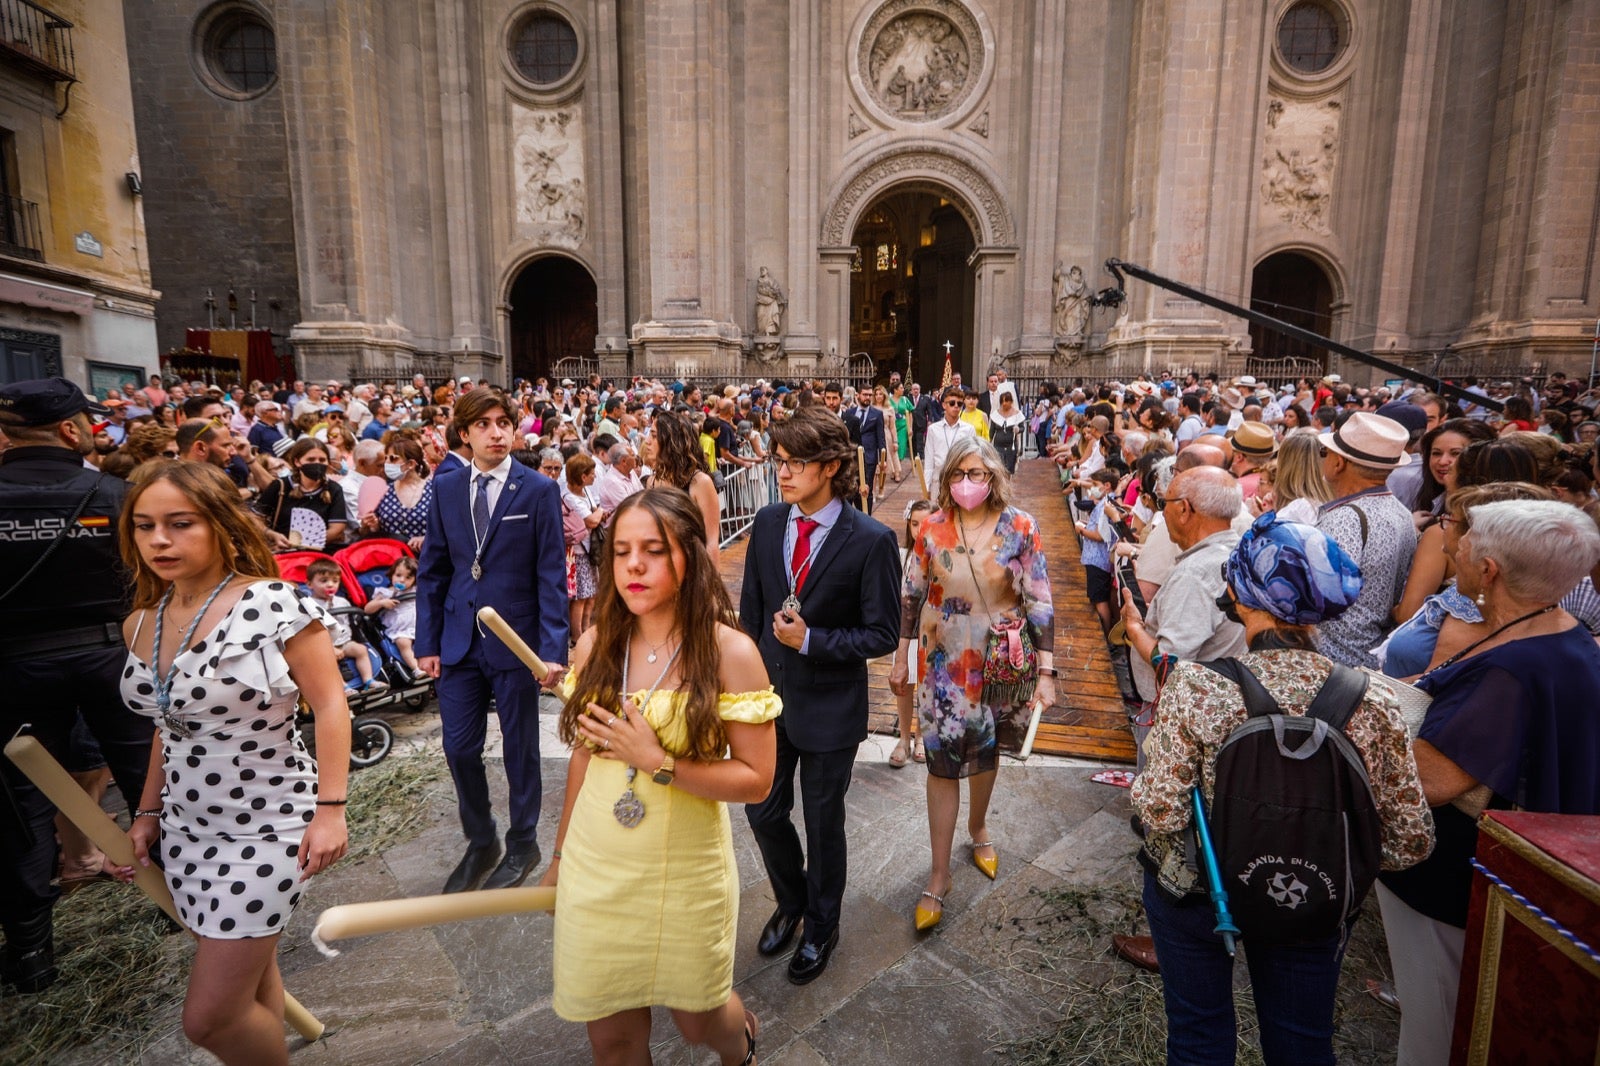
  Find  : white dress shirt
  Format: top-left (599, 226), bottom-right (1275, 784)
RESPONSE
top-left (470, 455), bottom-right (514, 535)
top-left (923, 417), bottom-right (976, 492)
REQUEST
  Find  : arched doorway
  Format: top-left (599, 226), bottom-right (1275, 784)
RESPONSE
top-left (1248, 251), bottom-right (1335, 369)
top-left (849, 190), bottom-right (975, 386)
top-left (507, 255), bottom-right (598, 384)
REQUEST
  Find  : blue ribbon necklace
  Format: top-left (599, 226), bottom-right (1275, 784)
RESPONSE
top-left (151, 575), bottom-right (234, 738)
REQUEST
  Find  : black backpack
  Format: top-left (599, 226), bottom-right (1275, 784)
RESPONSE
top-left (1197, 657), bottom-right (1382, 945)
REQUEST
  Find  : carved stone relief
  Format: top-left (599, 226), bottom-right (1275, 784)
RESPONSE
top-left (822, 147), bottom-right (1013, 246)
top-left (969, 109), bottom-right (989, 138)
top-left (513, 103), bottom-right (587, 248)
top-left (848, 110), bottom-right (868, 139)
top-left (856, 0), bottom-right (985, 125)
top-left (1259, 96), bottom-right (1340, 236)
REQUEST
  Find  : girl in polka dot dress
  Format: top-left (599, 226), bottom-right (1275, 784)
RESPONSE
top-left (111, 462), bottom-right (351, 1066)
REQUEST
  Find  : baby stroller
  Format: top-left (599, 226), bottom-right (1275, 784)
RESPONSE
top-left (332, 539), bottom-right (438, 704)
top-left (275, 549), bottom-right (410, 769)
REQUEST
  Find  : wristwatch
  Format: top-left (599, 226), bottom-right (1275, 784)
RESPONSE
top-left (650, 753), bottom-right (677, 786)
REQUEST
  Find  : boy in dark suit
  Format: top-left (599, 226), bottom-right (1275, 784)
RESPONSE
top-left (417, 388), bottom-right (569, 893)
top-left (740, 408), bottom-right (901, 984)
top-left (841, 387), bottom-right (887, 514)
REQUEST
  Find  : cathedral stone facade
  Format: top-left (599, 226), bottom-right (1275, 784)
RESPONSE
top-left (125, 0), bottom-right (1600, 387)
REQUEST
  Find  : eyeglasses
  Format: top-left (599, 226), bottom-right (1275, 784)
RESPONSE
top-left (384, 454), bottom-right (401, 463)
top-left (1436, 515), bottom-right (1462, 530)
top-left (950, 469), bottom-right (992, 484)
top-left (1155, 494), bottom-right (1186, 511)
top-left (774, 456), bottom-right (814, 474)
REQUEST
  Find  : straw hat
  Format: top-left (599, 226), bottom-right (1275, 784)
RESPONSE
top-left (1220, 387), bottom-right (1246, 410)
top-left (1321, 411), bottom-right (1409, 469)
top-left (1232, 421), bottom-right (1278, 457)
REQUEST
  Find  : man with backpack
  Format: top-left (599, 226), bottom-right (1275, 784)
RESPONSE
top-left (1131, 515), bottom-right (1433, 1066)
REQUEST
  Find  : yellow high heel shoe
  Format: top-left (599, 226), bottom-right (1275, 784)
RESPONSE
top-left (971, 840), bottom-right (998, 880)
top-left (914, 890), bottom-right (945, 932)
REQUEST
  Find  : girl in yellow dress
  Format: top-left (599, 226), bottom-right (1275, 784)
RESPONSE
top-left (543, 486), bottom-right (780, 1065)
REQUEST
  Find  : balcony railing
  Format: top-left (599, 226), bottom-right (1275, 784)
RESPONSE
top-left (0, 192), bottom-right (44, 262)
top-left (0, 0), bottom-right (75, 83)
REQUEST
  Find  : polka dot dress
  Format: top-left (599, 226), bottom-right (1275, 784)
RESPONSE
top-left (121, 581), bottom-right (322, 939)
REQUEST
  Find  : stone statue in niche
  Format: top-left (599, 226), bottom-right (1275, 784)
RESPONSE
top-left (514, 104), bottom-right (587, 247)
top-left (1259, 97), bottom-right (1340, 236)
top-left (754, 267), bottom-right (787, 336)
top-left (1053, 261), bottom-right (1091, 343)
top-left (869, 12), bottom-right (970, 119)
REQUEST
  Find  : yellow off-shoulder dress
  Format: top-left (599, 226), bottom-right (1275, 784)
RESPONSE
top-left (552, 677), bottom-right (782, 1022)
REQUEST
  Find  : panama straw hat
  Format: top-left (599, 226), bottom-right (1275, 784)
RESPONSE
top-left (1321, 411), bottom-right (1408, 468)
top-left (1232, 421), bottom-right (1278, 457)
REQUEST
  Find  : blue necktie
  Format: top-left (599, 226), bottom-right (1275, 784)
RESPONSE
top-left (473, 473), bottom-right (492, 540)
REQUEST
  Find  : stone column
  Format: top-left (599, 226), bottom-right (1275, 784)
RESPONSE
top-left (1459, 0), bottom-right (1599, 370)
top-left (1016, 0), bottom-right (1069, 359)
top-left (783, 0), bottom-right (822, 362)
top-left (628, 0), bottom-right (743, 375)
top-left (435, 0), bottom-right (491, 360)
top-left (589, 0), bottom-right (630, 362)
top-left (970, 246), bottom-right (1018, 379)
top-left (813, 246), bottom-right (857, 380)
top-left (1103, 0), bottom-right (1261, 372)
top-left (279, 0), bottom-right (412, 380)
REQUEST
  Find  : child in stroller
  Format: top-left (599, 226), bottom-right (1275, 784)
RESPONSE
top-left (363, 556), bottom-right (425, 679)
top-left (305, 558), bottom-right (389, 694)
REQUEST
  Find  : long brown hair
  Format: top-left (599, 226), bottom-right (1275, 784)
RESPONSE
top-left (559, 486), bottom-right (737, 761)
top-left (120, 461), bottom-right (280, 609)
top-left (650, 409), bottom-right (708, 489)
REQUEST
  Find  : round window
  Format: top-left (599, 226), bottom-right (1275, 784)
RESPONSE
top-left (511, 13), bottom-right (579, 86)
top-left (206, 10), bottom-right (277, 94)
top-left (1277, 2), bottom-right (1342, 74)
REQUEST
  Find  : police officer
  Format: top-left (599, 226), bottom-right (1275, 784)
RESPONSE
top-left (0, 377), bottom-right (151, 993)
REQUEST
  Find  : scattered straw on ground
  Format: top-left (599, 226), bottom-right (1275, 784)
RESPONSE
top-left (345, 746), bottom-right (447, 862)
top-left (0, 749), bottom-right (447, 1064)
top-left (991, 883), bottom-right (1400, 1065)
top-left (0, 879), bottom-right (186, 1065)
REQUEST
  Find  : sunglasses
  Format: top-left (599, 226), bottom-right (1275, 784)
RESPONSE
top-left (161, 449), bottom-right (180, 459)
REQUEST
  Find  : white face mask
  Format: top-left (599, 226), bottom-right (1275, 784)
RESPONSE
top-left (384, 462), bottom-right (404, 480)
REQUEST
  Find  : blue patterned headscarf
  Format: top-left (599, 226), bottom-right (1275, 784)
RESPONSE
top-left (1224, 513), bottom-right (1363, 626)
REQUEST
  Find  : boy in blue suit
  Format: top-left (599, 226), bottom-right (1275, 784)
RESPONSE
top-left (417, 388), bottom-right (569, 892)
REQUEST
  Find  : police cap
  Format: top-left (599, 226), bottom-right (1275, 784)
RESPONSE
top-left (0, 377), bottom-right (111, 426)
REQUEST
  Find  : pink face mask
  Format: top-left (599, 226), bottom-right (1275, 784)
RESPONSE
top-left (950, 478), bottom-right (991, 511)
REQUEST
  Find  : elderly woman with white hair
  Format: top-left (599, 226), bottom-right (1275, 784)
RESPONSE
top-left (1377, 499), bottom-right (1600, 1066)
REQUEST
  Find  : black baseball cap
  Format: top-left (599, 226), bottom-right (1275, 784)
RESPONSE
top-left (0, 376), bottom-right (111, 426)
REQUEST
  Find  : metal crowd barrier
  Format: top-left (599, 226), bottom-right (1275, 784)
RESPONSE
top-left (716, 457), bottom-right (774, 548)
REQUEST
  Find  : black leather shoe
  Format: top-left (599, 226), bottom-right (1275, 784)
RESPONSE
top-left (0, 940), bottom-right (56, 995)
top-left (757, 908), bottom-right (802, 957)
top-left (442, 841), bottom-right (503, 894)
top-left (482, 842), bottom-right (542, 890)
top-left (786, 927), bottom-right (839, 985)
top-left (2, 912), bottom-right (56, 994)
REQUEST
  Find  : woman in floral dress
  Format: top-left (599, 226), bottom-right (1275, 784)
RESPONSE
top-left (890, 436), bottom-right (1054, 931)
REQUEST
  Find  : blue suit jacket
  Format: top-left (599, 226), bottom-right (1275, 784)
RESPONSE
top-left (738, 501), bottom-right (901, 751)
top-left (843, 404), bottom-right (887, 458)
top-left (416, 459), bottom-right (570, 672)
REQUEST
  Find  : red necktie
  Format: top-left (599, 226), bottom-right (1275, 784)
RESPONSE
top-left (791, 517), bottom-right (820, 593)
